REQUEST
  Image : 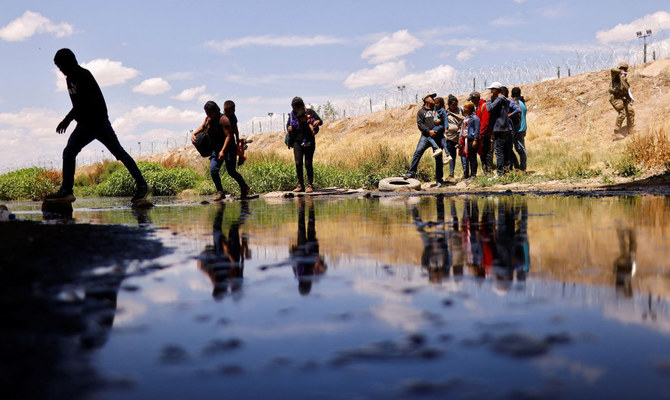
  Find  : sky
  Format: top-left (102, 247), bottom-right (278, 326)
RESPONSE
top-left (0, 0), bottom-right (669, 171)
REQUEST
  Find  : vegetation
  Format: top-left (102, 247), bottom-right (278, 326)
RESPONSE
top-left (0, 167), bottom-right (61, 201)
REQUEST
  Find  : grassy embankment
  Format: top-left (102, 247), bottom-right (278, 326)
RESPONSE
top-left (1, 121), bottom-right (669, 201)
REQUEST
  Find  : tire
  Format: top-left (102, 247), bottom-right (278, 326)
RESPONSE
top-left (378, 177), bottom-right (421, 191)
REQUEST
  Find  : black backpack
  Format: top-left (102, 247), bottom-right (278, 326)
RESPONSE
top-left (193, 131), bottom-right (211, 157)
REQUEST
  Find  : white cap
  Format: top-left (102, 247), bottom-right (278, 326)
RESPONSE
top-left (486, 82), bottom-right (502, 90)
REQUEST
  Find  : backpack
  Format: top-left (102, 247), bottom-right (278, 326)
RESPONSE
top-left (285, 112), bottom-right (296, 148)
top-left (193, 131), bottom-right (211, 157)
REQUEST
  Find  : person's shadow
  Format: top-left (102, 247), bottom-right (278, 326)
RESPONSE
top-left (290, 197), bottom-right (326, 295)
top-left (198, 202), bottom-right (249, 301)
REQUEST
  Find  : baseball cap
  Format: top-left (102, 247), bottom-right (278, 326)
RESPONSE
top-left (486, 82), bottom-right (502, 90)
top-left (421, 92), bottom-right (437, 102)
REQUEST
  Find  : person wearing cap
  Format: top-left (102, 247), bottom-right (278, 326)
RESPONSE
top-left (403, 93), bottom-right (444, 186)
top-left (486, 82), bottom-right (511, 176)
top-left (468, 91), bottom-right (493, 174)
top-left (609, 62), bottom-right (635, 135)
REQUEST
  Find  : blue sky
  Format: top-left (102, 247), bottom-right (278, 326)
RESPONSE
top-left (0, 0), bottom-right (669, 170)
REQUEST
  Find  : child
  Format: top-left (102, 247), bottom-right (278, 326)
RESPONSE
top-left (433, 97), bottom-right (451, 163)
top-left (289, 109), bottom-right (319, 147)
top-left (458, 101), bottom-right (480, 180)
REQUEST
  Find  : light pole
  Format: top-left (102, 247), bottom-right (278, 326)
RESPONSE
top-left (397, 85), bottom-right (406, 105)
top-left (268, 112), bottom-right (274, 132)
top-left (137, 142), bottom-right (141, 157)
top-left (636, 29), bottom-right (652, 63)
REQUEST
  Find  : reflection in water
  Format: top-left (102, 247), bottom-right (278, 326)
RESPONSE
top-left (290, 197), bottom-right (326, 295)
top-left (198, 202), bottom-right (249, 300)
top-left (41, 202), bottom-right (74, 222)
top-left (614, 228), bottom-right (637, 298)
top-left (413, 197), bottom-right (530, 288)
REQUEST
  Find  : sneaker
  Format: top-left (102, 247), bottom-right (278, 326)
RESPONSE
top-left (293, 184), bottom-right (304, 193)
top-left (432, 148), bottom-right (443, 158)
top-left (435, 180), bottom-right (445, 188)
top-left (402, 172), bottom-right (415, 180)
top-left (213, 191), bottom-right (226, 202)
top-left (444, 153), bottom-right (452, 164)
top-left (131, 183), bottom-right (152, 203)
top-left (44, 188), bottom-right (75, 203)
top-left (240, 185), bottom-right (250, 199)
top-left (305, 184), bottom-right (314, 193)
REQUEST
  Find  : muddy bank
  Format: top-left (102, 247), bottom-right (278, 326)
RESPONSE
top-left (0, 219), bottom-right (167, 399)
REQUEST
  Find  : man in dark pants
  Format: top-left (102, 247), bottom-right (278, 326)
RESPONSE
top-left (486, 82), bottom-right (511, 177)
top-left (403, 93), bottom-right (444, 186)
top-left (46, 48), bottom-right (150, 203)
top-left (193, 100), bottom-right (250, 201)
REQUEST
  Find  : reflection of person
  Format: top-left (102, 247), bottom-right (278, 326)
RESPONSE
top-left (613, 228), bottom-right (636, 298)
top-left (46, 48), bottom-right (150, 204)
top-left (492, 199), bottom-right (530, 294)
top-left (290, 197), bottom-right (326, 295)
top-left (198, 202), bottom-right (249, 300)
top-left (412, 196), bottom-right (450, 283)
top-left (461, 199), bottom-right (483, 278)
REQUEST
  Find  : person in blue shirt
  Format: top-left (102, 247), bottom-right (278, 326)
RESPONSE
top-left (458, 101), bottom-right (480, 179)
top-left (511, 87), bottom-right (528, 171)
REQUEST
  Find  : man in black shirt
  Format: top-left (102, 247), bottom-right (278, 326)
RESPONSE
top-left (45, 48), bottom-right (150, 203)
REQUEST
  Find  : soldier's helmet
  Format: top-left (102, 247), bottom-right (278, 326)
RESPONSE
top-left (618, 62), bottom-right (629, 70)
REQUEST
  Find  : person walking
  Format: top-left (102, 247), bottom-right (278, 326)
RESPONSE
top-left (609, 62), bottom-right (635, 135)
top-left (510, 87), bottom-right (527, 171)
top-left (286, 97), bottom-right (322, 193)
top-left (469, 91), bottom-right (492, 174)
top-left (458, 101), bottom-right (480, 180)
top-left (486, 82), bottom-right (511, 176)
top-left (192, 100), bottom-right (249, 201)
top-left (45, 48), bottom-right (150, 203)
top-left (403, 93), bottom-right (444, 186)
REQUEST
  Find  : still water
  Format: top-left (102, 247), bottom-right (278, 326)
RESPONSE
top-left (4, 194), bottom-right (670, 399)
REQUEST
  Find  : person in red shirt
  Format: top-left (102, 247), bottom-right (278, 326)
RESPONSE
top-left (468, 91), bottom-right (492, 174)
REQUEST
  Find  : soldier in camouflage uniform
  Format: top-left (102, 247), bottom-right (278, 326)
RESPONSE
top-left (609, 62), bottom-right (635, 134)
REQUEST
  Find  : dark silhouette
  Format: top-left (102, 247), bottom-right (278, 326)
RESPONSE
top-left (198, 202), bottom-right (249, 300)
top-left (286, 97), bottom-right (323, 193)
top-left (613, 228), bottom-right (637, 298)
top-left (492, 199), bottom-right (530, 294)
top-left (290, 197), bottom-right (326, 295)
top-left (412, 196), bottom-right (450, 283)
top-left (45, 48), bottom-right (150, 204)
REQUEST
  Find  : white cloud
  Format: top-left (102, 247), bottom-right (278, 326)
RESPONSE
top-left (492, 16), bottom-right (524, 27)
top-left (596, 11), bottom-right (670, 43)
top-left (0, 10), bottom-right (74, 42)
top-left (344, 61), bottom-right (407, 89)
top-left (171, 85), bottom-right (207, 101)
top-left (0, 108), bottom-right (62, 129)
top-left (398, 64), bottom-right (457, 91)
top-left (456, 48), bottom-right (475, 62)
top-left (361, 30), bottom-right (423, 64)
top-left (165, 71), bottom-right (195, 81)
top-left (112, 105), bottom-right (201, 133)
top-left (205, 34), bottom-right (347, 52)
top-left (132, 77), bottom-right (171, 95)
top-left (55, 59), bottom-right (140, 91)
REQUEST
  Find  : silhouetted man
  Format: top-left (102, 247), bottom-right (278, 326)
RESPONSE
top-left (45, 48), bottom-right (150, 203)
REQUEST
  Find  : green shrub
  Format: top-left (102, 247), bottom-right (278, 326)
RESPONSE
top-left (0, 167), bottom-right (60, 200)
top-left (613, 155), bottom-right (641, 177)
top-left (96, 162), bottom-right (202, 196)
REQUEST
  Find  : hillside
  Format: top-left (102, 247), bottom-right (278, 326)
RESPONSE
top-left (79, 59), bottom-right (670, 187)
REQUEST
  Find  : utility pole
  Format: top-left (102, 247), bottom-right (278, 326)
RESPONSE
top-left (637, 29), bottom-right (652, 63)
top-left (268, 112), bottom-right (274, 132)
top-left (283, 113), bottom-right (286, 132)
top-left (397, 85), bottom-right (406, 105)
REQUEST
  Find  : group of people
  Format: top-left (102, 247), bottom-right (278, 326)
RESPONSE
top-left (403, 83), bottom-right (528, 185)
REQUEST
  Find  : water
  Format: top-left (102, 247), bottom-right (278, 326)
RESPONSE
top-left (2, 194), bottom-right (670, 399)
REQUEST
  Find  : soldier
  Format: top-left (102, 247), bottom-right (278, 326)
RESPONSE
top-left (609, 62), bottom-right (635, 135)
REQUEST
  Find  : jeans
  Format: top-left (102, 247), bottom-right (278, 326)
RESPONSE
top-left (408, 135), bottom-right (444, 182)
top-left (62, 120), bottom-right (145, 192)
top-left (479, 135), bottom-right (494, 173)
top-left (210, 150), bottom-right (247, 193)
top-left (293, 142), bottom-right (315, 186)
top-left (513, 131), bottom-right (527, 171)
top-left (461, 144), bottom-right (478, 178)
top-left (426, 136), bottom-right (440, 150)
top-left (444, 139), bottom-right (457, 176)
top-left (493, 131), bottom-right (512, 174)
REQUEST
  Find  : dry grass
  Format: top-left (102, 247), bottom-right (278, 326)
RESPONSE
top-left (625, 122), bottom-right (670, 168)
